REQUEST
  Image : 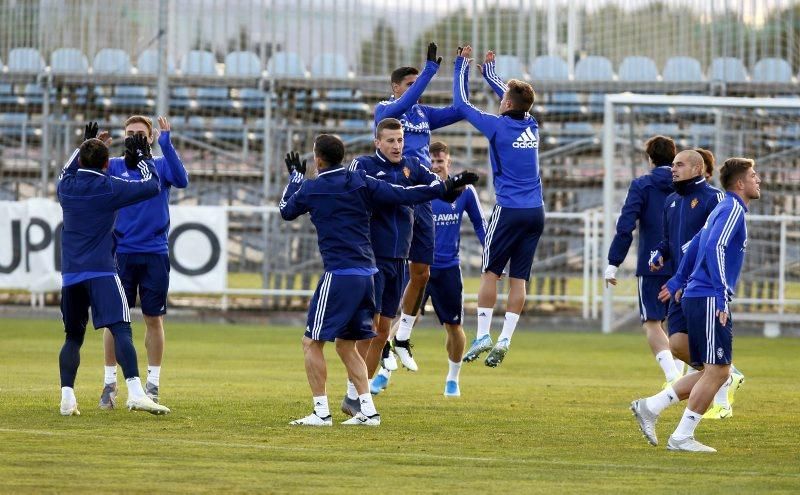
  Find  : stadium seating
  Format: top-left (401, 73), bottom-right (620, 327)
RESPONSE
top-left (0, 112), bottom-right (35, 137)
top-left (225, 51), bottom-right (264, 111)
top-left (267, 52), bottom-right (307, 77)
top-left (709, 57), bottom-right (748, 82)
top-left (7, 48), bottom-right (45, 73)
top-left (310, 53), bottom-right (349, 78)
top-left (662, 56), bottom-right (704, 82)
top-left (529, 55), bottom-right (569, 80)
top-left (493, 55), bottom-right (526, 81)
top-left (309, 54), bottom-right (368, 120)
top-left (136, 49), bottom-right (176, 74)
top-left (92, 49), bottom-right (133, 74)
top-left (617, 56), bottom-right (659, 81)
top-left (752, 58), bottom-right (793, 83)
top-left (92, 49), bottom-right (148, 108)
top-left (575, 56), bottom-right (614, 116)
top-left (50, 48), bottom-right (89, 74)
top-left (175, 50), bottom-right (229, 110)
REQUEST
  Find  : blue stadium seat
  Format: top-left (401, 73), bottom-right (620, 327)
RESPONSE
top-left (309, 54), bottom-right (368, 118)
top-left (752, 58), bottom-right (793, 83)
top-left (0, 112), bottom-right (35, 137)
top-left (92, 49), bottom-right (132, 74)
top-left (180, 50), bottom-right (217, 75)
top-left (175, 51), bottom-right (229, 110)
top-left (183, 116), bottom-right (208, 140)
top-left (644, 123), bottom-right (681, 138)
top-left (311, 54), bottom-right (349, 78)
top-left (529, 55), bottom-right (569, 80)
top-left (210, 116), bottom-right (246, 141)
top-left (493, 55), bottom-right (525, 80)
top-left (267, 52), bottom-right (307, 77)
top-left (560, 122), bottom-right (596, 144)
top-left (541, 92), bottom-right (583, 116)
top-left (574, 56), bottom-right (614, 81)
top-left (7, 47), bottom-right (45, 73)
top-left (0, 84), bottom-right (17, 105)
top-left (687, 124), bottom-right (715, 148)
top-left (774, 123), bottom-right (800, 148)
top-left (662, 56), bottom-right (704, 82)
top-left (618, 56), bottom-right (659, 81)
top-left (50, 48), bottom-right (89, 74)
top-left (136, 50), bottom-right (176, 74)
top-left (225, 51), bottom-right (262, 77)
top-left (708, 57), bottom-right (748, 82)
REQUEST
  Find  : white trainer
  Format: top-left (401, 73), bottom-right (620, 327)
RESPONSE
top-left (341, 412), bottom-right (381, 426)
top-left (60, 399), bottom-right (80, 416)
top-left (630, 399), bottom-right (659, 446)
top-left (667, 435), bottom-right (717, 452)
top-left (126, 396), bottom-right (170, 415)
top-left (392, 338), bottom-right (418, 372)
top-left (382, 343), bottom-right (398, 371)
top-left (289, 412), bottom-right (333, 426)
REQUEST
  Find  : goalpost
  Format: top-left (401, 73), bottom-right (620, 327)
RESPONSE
top-left (601, 94), bottom-right (800, 334)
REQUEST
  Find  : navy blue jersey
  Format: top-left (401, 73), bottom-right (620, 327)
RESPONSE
top-left (278, 166), bottom-right (445, 272)
top-left (670, 192), bottom-right (749, 313)
top-left (453, 56), bottom-right (543, 209)
top-left (108, 131), bottom-right (189, 254)
top-left (431, 184), bottom-right (486, 269)
top-left (57, 148), bottom-right (160, 286)
top-left (374, 60), bottom-right (463, 166)
top-left (650, 177), bottom-right (723, 274)
top-left (348, 152), bottom-right (441, 259)
top-left (607, 166), bottom-right (673, 276)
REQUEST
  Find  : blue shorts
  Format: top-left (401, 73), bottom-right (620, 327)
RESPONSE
top-left (409, 203), bottom-right (435, 265)
top-left (61, 275), bottom-right (131, 332)
top-left (682, 296), bottom-right (733, 367)
top-left (116, 253), bottom-right (170, 316)
top-left (305, 272), bottom-right (377, 342)
top-left (422, 265), bottom-right (463, 325)
top-left (374, 257), bottom-right (406, 318)
top-left (482, 205), bottom-right (545, 281)
top-left (667, 299), bottom-right (688, 335)
top-left (637, 276), bottom-right (669, 323)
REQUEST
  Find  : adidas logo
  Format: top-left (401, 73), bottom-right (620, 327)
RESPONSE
top-left (670, 201), bottom-right (676, 208)
top-left (512, 127), bottom-right (538, 149)
top-left (376, 170), bottom-right (387, 176)
top-left (479, 312), bottom-right (487, 316)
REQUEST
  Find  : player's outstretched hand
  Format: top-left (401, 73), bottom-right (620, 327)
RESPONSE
top-left (427, 42), bottom-right (442, 65)
top-left (458, 44), bottom-right (473, 61)
top-left (442, 170), bottom-right (478, 201)
top-left (478, 50), bottom-right (495, 75)
top-left (124, 134), bottom-right (151, 169)
top-left (284, 151), bottom-right (307, 176)
top-left (83, 121), bottom-right (99, 141)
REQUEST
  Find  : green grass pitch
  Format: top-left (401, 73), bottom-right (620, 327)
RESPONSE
top-left (1, 318), bottom-right (799, 493)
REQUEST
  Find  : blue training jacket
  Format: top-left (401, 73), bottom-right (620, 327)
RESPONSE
top-left (57, 148), bottom-right (160, 286)
top-left (348, 151), bottom-right (441, 259)
top-left (607, 166), bottom-right (674, 276)
top-left (453, 56), bottom-right (543, 209)
top-left (668, 192), bottom-right (749, 313)
top-left (431, 184), bottom-right (487, 269)
top-left (108, 131), bottom-right (189, 254)
top-left (650, 177), bottom-right (724, 275)
top-left (278, 166), bottom-right (446, 273)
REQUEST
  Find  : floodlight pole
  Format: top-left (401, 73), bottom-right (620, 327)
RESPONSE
top-left (156, 0), bottom-right (169, 118)
top-left (601, 96), bottom-right (616, 334)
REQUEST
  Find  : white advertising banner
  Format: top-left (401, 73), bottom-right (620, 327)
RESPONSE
top-left (0, 200), bottom-right (227, 293)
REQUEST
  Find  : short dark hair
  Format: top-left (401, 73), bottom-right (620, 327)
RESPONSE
top-left (375, 118), bottom-right (403, 139)
top-left (720, 157), bottom-right (754, 190)
top-left (695, 148), bottom-right (715, 177)
top-left (506, 79), bottom-right (535, 111)
top-left (644, 135), bottom-right (676, 165)
top-left (79, 138), bottom-right (109, 169)
top-left (430, 141), bottom-right (449, 156)
top-left (391, 66), bottom-right (419, 85)
top-left (313, 134), bottom-right (345, 165)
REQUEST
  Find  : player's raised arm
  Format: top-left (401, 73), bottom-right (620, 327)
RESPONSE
top-left (479, 50), bottom-right (507, 100)
top-left (156, 116), bottom-right (189, 188)
top-left (278, 151), bottom-right (310, 220)
top-left (374, 42), bottom-right (441, 122)
top-left (452, 45), bottom-right (499, 137)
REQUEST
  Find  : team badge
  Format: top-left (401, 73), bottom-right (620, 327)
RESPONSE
top-left (691, 198), bottom-right (699, 209)
top-left (403, 166), bottom-right (411, 178)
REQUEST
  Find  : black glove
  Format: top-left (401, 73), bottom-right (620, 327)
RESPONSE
top-left (83, 122), bottom-right (99, 141)
top-left (427, 42), bottom-right (442, 65)
top-left (442, 171), bottom-right (479, 202)
top-left (124, 134), bottom-right (152, 170)
top-left (284, 151), bottom-right (307, 176)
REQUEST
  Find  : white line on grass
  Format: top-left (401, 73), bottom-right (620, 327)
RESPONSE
top-left (1, 427), bottom-right (798, 479)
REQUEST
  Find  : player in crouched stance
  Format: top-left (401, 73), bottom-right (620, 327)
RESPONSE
top-left (631, 158), bottom-right (760, 452)
top-left (278, 135), bottom-right (477, 426)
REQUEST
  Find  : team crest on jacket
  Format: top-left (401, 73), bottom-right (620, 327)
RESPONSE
top-left (691, 198), bottom-right (699, 209)
top-left (403, 166), bottom-right (411, 178)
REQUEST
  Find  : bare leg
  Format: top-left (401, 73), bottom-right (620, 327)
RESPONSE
top-left (301, 336), bottom-right (327, 397)
top-left (506, 277), bottom-right (527, 314)
top-left (444, 323), bottom-right (466, 362)
top-left (687, 363), bottom-right (730, 414)
top-left (103, 328), bottom-right (116, 366)
top-left (364, 316), bottom-right (392, 378)
top-left (669, 333), bottom-right (691, 364)
top-left (336, 339), bottom-right (369, 395)
top-left (143, 314), bottom-right (164, 366)
top-left (477, 271), bottom-right (500, 309)
top-left (643, 319), bottom-right (671, 356)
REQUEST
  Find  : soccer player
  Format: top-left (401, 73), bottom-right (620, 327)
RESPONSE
top-left (453, 45), bottom-right (544, 367)
top-left (423, 141), bottom-right (486, 396)
top-left (100, 115), bottom-right (188, 409)
top-left (631, 158), bottom-right (760, 452)
top-left (604, 136), bottom-right (679, 384)
top-left (57, 123), bottom-right (170, 416)
top-left (347, 118), bottom-right (446, 397)
top-left (279, 135), bottom-right (477, 426)
top-left (650, 149), bottom-right (744, 419)
top-left (373, 42), bottom-right (464, 371)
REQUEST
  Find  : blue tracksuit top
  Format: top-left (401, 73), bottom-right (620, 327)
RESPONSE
top-left (348, 151), bottom-right (441, 259)
top-left (431, 184), bottom-right (487, 269)
top-left (278, 166), bottom-right (446, 273)
top-left (453, 56), bottom-right (543, 209)
top-left (108, 131), bottom-right (189, 254)
top-left (650, 177), bottom-right (724, 275)
top-left (57, 148), bottom-right (160, 286)
top-left (668, 192), bottom-right (749, 313)
top-left (607, 165), bottom-right (674, 276)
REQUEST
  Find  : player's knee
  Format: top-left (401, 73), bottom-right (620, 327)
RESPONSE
top-left (64, 330), bottom-right (85, 347)
top-left (143, 315), bottom-right (163, 333)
